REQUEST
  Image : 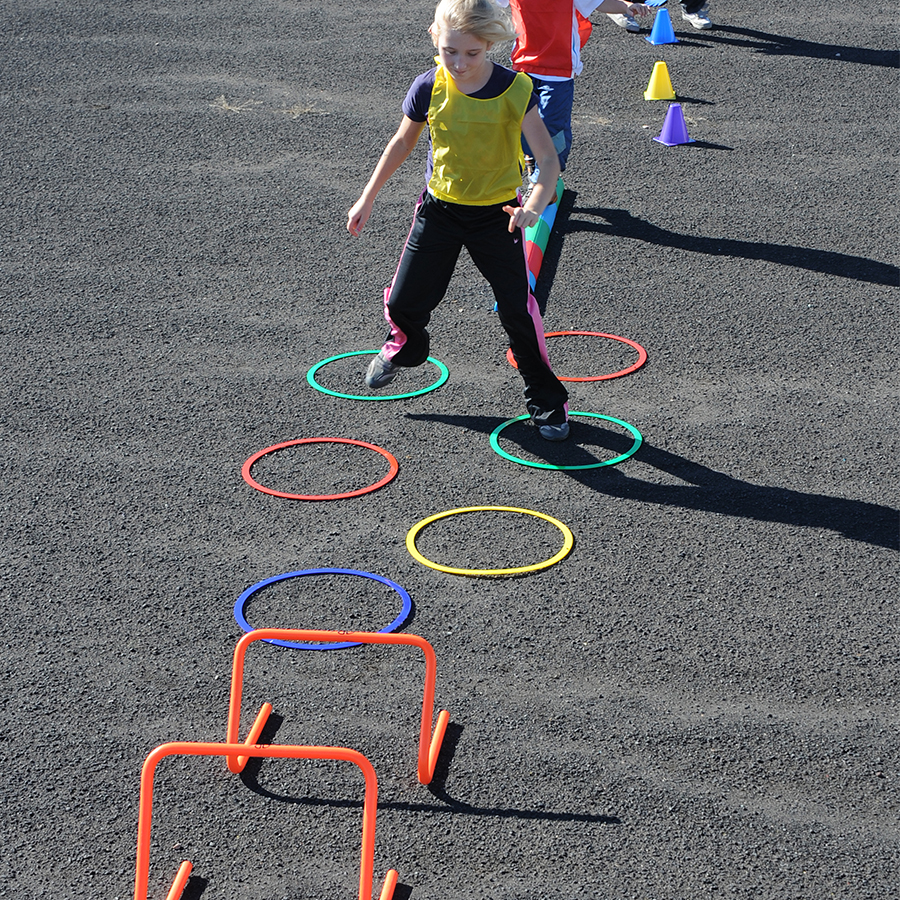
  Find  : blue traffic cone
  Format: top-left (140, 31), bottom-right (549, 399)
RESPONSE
top-left (653, 103), bottom-right (694, 146)
top-left (646, 8), bottom-right (678, 44)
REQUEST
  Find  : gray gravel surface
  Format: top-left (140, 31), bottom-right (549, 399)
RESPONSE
top-left (1, 1), bottom-right (897, 898)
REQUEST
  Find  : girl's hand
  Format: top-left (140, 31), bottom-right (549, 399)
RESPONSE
top-left (347, 198), bottom-right (372, 236)
top-left (627, 3), bottom-right (652, 17)
top-left (503, 204), bottom-right (540, 233)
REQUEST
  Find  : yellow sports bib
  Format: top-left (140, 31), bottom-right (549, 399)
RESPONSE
top-left (427, 64), bottom-right (531, 206)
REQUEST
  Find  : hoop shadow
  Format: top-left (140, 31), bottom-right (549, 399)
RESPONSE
top-left (405, 413), bottom-right (899, 550)
top-left (567, 207), bottom-right (898, 286)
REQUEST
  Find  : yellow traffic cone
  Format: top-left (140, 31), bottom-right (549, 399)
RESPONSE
top-left (643, 61), bottom-right (676, 100)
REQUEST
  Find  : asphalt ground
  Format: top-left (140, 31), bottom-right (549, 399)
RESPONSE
top-left (1, 1), bottom-right (898, 898)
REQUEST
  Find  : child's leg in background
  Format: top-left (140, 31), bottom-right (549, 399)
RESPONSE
top-left (381, 194), bottom-right (463, 367)
top-left (521, 76), bottom-right (574, 172)
top-left (464, 206), bottom-right (568, 427)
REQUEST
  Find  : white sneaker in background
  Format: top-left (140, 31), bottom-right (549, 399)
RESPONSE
top-left (682, 5), bottom-right (712, 29)
top-left (607, 12), bottom-right (640, 32)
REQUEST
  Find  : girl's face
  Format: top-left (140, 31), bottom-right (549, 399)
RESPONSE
top-left (433, 26), bottom-right (493, 91)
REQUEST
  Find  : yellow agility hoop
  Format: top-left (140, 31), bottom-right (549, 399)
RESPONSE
top-left (405, 505), bottom-right (574, 577)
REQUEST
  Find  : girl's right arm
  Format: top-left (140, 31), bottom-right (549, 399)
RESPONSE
top-left (347, 116), bottom-right (427, 237)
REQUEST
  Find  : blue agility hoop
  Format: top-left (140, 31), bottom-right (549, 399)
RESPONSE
top-left (307, 350), bottom-right (449, 401)
top-left (490, 411), bottom-right (643, 470)
top-left (234, 568), bottom-right (413, 650)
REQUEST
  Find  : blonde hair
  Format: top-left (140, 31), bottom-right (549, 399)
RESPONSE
top-left (430, 0), bottom-right (517, 46)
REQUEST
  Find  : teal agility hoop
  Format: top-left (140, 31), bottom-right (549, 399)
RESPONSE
top-left (490, 412), bottom-right (643, 470)
top-left (307, 350), bottom-right (449, 401)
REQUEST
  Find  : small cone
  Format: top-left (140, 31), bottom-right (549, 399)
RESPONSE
top-left (645, 8), bottom-right (678, 44)
top-left (643, 61), bottom-right (676, 100)
top-left (653, 102), bottom-right (694, 146)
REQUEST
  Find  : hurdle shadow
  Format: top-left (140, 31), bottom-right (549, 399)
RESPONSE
top-left (423, 724), bottom-right (621, 822)
top-left (240, 771), bottom-right (621, 825)
top-left (566, 207), bottom-right (898, 286)
top-left (404, 413), bottom-right (899, 551)
top-left (680, 24), bottom-right (899, 68)
top-left (239, 717), bottom-right (620, 825)
top-left (180, 876), bottom-right (209, 899)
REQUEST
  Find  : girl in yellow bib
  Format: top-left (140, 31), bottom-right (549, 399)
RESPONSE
top-left (347, 0), bottom-right (569, 440)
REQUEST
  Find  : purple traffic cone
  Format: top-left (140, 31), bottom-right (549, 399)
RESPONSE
top-left (645, 8), bottom-right (678, 44)
top-left (653, 103), bottom-right (694, 146)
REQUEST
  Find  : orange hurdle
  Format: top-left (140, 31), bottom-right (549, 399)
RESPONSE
top-left (134, 741), bottom-right (397, 900)
top-left (226, 628), bottom-right (450, 785)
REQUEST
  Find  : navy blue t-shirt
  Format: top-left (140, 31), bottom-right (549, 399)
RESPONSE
top-left (402, 62), bottom-right (538, 121)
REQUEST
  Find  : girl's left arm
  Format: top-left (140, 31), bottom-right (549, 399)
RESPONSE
top-left (503, 106), bottom-right (562, 233)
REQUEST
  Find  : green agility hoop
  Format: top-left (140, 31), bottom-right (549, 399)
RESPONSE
top-left (490, 411), bottom-right (643, 470)
top-left (307, 350), bottom-right (449, 401)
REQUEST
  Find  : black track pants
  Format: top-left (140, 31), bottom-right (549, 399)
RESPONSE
top-left (379, 193), bottom-right (568, 426)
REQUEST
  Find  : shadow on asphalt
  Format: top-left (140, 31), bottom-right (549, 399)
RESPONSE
top-left (240, 720), bottom-right (620, 825)
top-left (676, 25), bottom-right (899, 68)
top-left (424, 723), bottom-right (621, 824)
top-left (567, 207), bottom-right (898, 286)
top-left (180, 876), bottom-right (209, 899)
top-left (406, 413), bottom-right (899, 551)
top-left (662, 94), bottom-right (716, 106)
top-left (666, 139), bottom-right (735, 150)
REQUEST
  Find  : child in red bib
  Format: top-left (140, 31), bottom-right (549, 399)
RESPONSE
top-left (498, 0), bottom-right (650, 173)
top-left (347, 0), bottom-right (570, 440)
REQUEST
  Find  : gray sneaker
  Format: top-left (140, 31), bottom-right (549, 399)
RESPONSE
top-left (538, 421), bottom-right (570, 442)
top-left (365, 351), bottom-right (400, 389)
top-left (682, 5), bottom-right (712, 29)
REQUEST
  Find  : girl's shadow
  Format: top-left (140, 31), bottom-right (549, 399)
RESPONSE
top-left (406, 413), bottom-right (898, 550)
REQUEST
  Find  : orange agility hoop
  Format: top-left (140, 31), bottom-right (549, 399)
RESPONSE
top-left (506, 331), bottom-right (648, 381)
top-left (242, 438), bottom-right (399, 500)
top-left (134, 741), bottom-right (398, 900)
top-left (226, 628), bottom-right (450, 785)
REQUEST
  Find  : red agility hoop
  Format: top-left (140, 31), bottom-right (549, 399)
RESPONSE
top-left (505, 331), bottom-right (648, 382)
top-left (242, 438), bottom-right (399, 501)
